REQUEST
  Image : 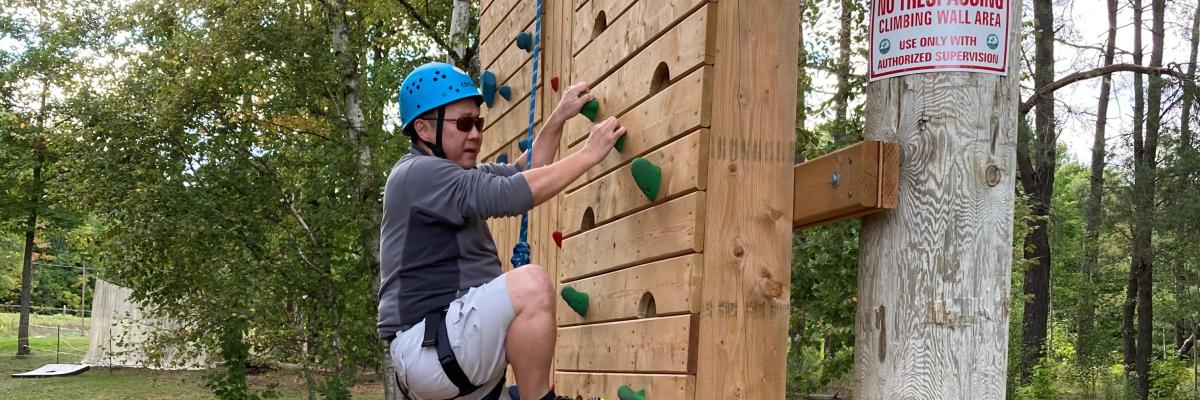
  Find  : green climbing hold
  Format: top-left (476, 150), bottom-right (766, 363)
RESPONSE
top-left (560, 286), bottom-right (589, 317)
top-left (515, 32), bottom-right (533, 52)
top-left (614, 134), bottom-right (627, 152)
top-left (617, 385), bottom-right (646, 400)
top-left (629, 158), bottom-right (661, 202)
top-left (580, 99), bottom-right (600, 122)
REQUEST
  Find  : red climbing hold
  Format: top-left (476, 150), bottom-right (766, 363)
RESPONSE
top-left (551, 77), bottom-right (560, 92)
top-left (552, 231), bottom-right (563, 248)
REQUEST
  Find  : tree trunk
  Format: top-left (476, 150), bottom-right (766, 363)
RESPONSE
top-left (1078, 0), bottom-right (1118, 367)
top-left (833, 0), bottom-right (853, 145)
top-left (1017, 0), bottom-right (1056, 384)
top-left (852, 1), bottom-right (1021, 397)
top-left (1132, 1), bottom-right (1165, 397)
top-left (1182, 0), bottom-right (1200, 151)
top-left (16, 82), bottom-right (50, 358)
top-left (1123, 0), bottom-right (1146, 378)
top-left (448, 0), bottom-right (473, 72)
top-left (796, 3), bottom-right (807, 159)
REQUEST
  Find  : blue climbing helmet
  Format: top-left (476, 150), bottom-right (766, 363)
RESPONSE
top-left (398, 62), bottom-right (482, 158)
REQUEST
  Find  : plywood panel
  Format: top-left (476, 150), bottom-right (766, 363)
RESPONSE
top-left (792, 140), bottom-right (899, 230)
top-left (560, 192), bottom-right (704, 282)
top-left (562, 130), bottom-right (706, 236)
top-left (564, 67), bottom-right (711, 191)
top-left (557, 254), bottom-right (700, 326)
top-left (480, 0), bottom-right (536, 70)
top-left (555, 315), bottom-right (695, 373)
top-left (572, 0), bottom-right (709, 85)
top-left (555, 372), bottom-right (694, 400)
top-left (571, 0), bottom-right (639, 56)
top-left (566, 8), bottom-right (712, 146)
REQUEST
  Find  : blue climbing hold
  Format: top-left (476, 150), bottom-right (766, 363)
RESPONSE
top-left (519, 138), bottom-right (531, 152)
top-left (498, 85), bottom-right (512, 101)
top-left (515, 32), bottom-right (533, 52)
top-left (496, 152), bottom-right (509, 164)
top-left (480, 71), bottom-right (498, 107)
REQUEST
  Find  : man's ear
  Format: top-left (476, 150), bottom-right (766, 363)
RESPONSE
top-left (412, 119), bottom-right (432, 143)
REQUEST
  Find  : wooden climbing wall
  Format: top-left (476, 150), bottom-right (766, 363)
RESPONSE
top-left (478, 0), bottom-right (799, 399)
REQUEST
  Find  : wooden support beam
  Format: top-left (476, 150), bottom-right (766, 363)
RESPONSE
top-left (791, 140), bottom-right (899, 230)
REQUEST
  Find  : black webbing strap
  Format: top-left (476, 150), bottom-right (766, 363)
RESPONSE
top-left (422, 308), bottom-right (482, 397)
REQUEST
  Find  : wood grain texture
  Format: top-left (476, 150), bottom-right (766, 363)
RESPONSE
top-left (563, 67), bottom-right (712, 191)
top-left (555, 372), bottom-right (694, 400)
top-left (562, 130), bottom-right (706, 236)
top-left (565, 5), bottom-right (713, 147)
top-left (479, 0), bottom-right (527, 53)
top-left (480, 0), bottom-right (536, 71)
top-left (559, 191), bottom-right (705, 282)
top-left (572, 0), bottom-right (708, 87)
top-left (556, 253), bottom-right (701, 325)
top-left (555, 314), bottom-right (695, 373)
top-left (792, 140), bottom-right (899, 230)
top-left (851, 2), bottom-right (1021, 399)
top-left (481, 96), bottom-right (541, 160)
top-left (481, 53), bottom-right (538, 131)
top-left (571, 0), bottom-right (639, 56)
top-left (693, 0), bottom-right (797, 399)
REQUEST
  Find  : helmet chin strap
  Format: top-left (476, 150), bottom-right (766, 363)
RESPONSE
top-left (418, 107), bottom-right (447, 158)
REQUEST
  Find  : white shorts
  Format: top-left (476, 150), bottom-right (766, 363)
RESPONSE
top-left (391, 274), bottom-right (516, 400)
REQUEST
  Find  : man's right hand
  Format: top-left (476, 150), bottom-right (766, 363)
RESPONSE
top-left (581, 117), bottom-right (627, 164)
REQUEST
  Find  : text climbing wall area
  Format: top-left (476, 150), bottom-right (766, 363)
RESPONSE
top-left (478, 0), bottom-right (799, 399)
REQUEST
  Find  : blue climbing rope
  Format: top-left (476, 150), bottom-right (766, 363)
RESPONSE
top-left (510, 0), bottom-right (543, 269)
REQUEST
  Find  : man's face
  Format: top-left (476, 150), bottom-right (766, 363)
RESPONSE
top-left (413, 98), bottom-right (483, 169)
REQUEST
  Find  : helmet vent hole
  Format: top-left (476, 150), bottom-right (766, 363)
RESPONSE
top-left (592, 12), bottom-right (607, 40)
top-left (650, 62), bottom-right (670, 95)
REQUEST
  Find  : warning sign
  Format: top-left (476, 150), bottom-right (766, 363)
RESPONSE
top-left (869, 0), bottom-right (1010, 81)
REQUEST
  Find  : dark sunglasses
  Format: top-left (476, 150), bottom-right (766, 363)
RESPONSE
top-left (421, 115), bottom-right (485, 132)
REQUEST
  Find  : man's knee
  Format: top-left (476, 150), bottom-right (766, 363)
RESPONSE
top-left (506, 265), bottom-right (553, 309)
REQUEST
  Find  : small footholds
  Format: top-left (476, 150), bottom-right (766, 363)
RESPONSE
top-left (617, 385), bottom-right (646, 400)
top-left (496, 152), bottom-right (509, 164)
top-left (580, 99), bottom-right (600, 122)
top-left (552, 231), bottom-right (563, 248)
top-left (480, 71), bottom-right (498, 107)
top-left (519, 138), bottom-right (531, 152)
top-left (497, 85), bottom-right (512, 101)
top-left (550, 76), bottom-right (560, 92)
top-left (560, 286), bottom-right (589, 317)
top-left (515, 32), bottom-right (533, 52)
top-left (630, 158), bottom-right (662, 202)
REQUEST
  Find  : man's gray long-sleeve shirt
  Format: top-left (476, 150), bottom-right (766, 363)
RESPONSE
top-left (377, 146), bottom-right (534, 339)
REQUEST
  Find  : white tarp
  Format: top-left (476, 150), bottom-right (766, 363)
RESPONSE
top-left (82, 279), bottom-right (209, 369)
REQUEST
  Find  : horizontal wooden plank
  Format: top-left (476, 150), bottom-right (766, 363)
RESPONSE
top-left (555, 372), bottom-right (694, 400)
top-left (564, 67), bottom-right (711, 191)
top-left (555, 314), bottom-right (695, 373)
top-left (480, 0), bottom-right (526, 49)
top-left (557, 253), bottom-right (701, 326)
top-left (792, 140), bottom-right (899, 230)
top-left (560, 191), bottom-right (705, 282)
top-left (562, 130), bottom-right (706, 236)
top-left (481, 53), bottom-right (539, 131)
top-left (572, 0), bottom-right (710, 86)
top-left (480, 0), bottom-right (536, 70)
top-left (482, 95), bottom-right (542, 159)
top-left (571, 0), bottom-right (639, 56)
top-left (566, 7), bottom-right (713, 146)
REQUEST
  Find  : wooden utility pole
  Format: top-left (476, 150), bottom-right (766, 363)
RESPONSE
top-left (852, 1), bottom-right (1022, 398)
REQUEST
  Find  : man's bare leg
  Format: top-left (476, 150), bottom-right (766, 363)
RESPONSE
top-left (505, 264), bottom-right (556, 399)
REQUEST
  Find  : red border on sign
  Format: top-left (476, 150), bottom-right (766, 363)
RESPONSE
top-left (868, 0), bottom-right (1010, 80)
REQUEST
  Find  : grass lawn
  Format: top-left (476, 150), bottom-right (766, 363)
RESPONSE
top-left (0, 313), bottom-right (384, 399)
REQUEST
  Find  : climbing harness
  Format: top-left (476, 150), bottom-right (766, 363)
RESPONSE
top-left (510, 0), bottom-right (544, 269)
